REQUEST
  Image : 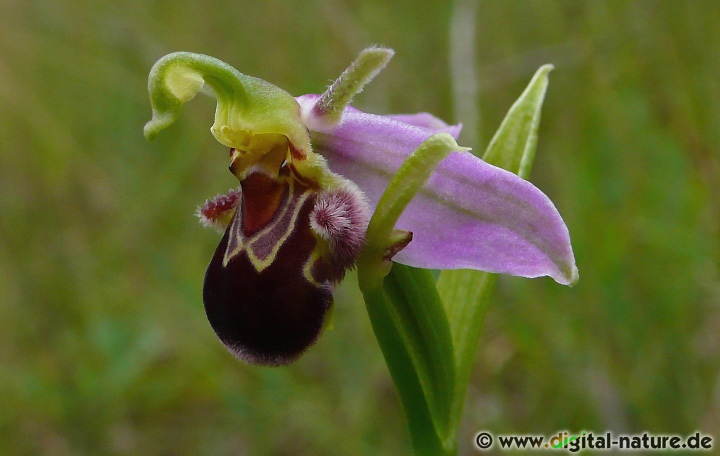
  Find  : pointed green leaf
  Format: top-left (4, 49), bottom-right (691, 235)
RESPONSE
top-left (437, 64), bottom-right (553, 434)
top-left (482, 64), bottom-right (553, 178)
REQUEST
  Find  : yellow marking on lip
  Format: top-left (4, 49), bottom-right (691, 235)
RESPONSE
top-left (222, 178), bottom-right (313, 273)
top-left (245, 189), bottom-right (311, 272)
top-left (301, 249), bottom-right (323, 287)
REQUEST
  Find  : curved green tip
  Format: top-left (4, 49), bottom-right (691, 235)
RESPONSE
top-left (142, 52), bottom-right (311, 154)
top-left (143, 52), bottom-right (209, 141)
top-left (144, 112), bottom-right (176, 141)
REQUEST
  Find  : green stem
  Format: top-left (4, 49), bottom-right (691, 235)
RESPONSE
top-left (360, 265), bottom-right (456, 456)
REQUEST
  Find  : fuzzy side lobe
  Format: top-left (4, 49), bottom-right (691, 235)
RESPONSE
top-left (203, 191), bottom-right (333, 366)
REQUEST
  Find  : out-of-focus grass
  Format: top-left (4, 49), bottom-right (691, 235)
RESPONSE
top-left (1, 1), bottom-right (718, 454)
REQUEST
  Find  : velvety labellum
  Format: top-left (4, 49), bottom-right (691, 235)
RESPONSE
top-left (203, 170), bottom-right (332, 366)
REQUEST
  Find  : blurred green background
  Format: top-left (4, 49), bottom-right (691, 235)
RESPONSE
top-left (1, 1), bottom-right (719, 454)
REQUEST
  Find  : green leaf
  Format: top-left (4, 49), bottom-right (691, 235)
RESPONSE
top-left (481, 64), bottom-right (553, 179)
top-left (361, 265), bottom-right (456, 455)
top-left (358, 133), bottom-right (466, 455)
top-left (437, 64), bottom-right (553, 434)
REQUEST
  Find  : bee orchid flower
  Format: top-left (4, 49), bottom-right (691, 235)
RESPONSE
top-left (144, 48), bottom-right (577, 366)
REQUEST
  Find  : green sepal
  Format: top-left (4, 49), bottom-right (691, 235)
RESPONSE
top-left (437, 64), bottom-right (554, 437)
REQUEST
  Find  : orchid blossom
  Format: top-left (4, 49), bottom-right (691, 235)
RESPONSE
top-left (144, 48), bottom-right (577, 368)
